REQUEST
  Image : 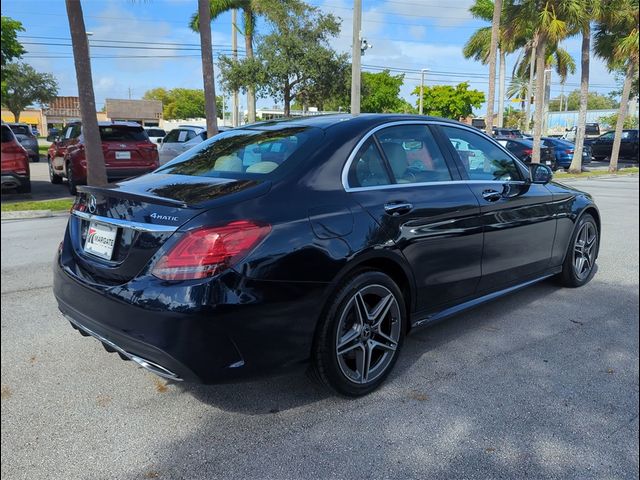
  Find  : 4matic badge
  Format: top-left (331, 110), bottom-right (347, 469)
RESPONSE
top-left (150, 212), bottom-right (179, 222)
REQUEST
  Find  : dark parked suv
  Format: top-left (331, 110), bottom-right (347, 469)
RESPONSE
top-left (585, 130), bottom-right (639, 161)
top-left (48, 121), bottom-right (160, 194)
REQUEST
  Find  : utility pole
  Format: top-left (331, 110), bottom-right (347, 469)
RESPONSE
top-left (231, 9), bottom-right (239, 127)
top-left (419, 69), bottom-right (428, 115)
top-left (350, 0), bottom-right (362, 115)
top-left (128, 87), bottom-right (132, 100)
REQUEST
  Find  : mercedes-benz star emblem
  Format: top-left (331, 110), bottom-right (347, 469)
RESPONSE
top-left (87, 195), bottom-right (97, 214)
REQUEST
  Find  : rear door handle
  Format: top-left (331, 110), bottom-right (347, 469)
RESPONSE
top-left (384, 202), bottom-right (413, 216)
top-left (481, 189), bottom-right (502, 202)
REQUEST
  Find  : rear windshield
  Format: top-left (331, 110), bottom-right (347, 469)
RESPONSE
top-left (157, 127), bottom-right (321, 178)
top-left (1, 126), bottom-right (15, 142)
top-left (585, 125), bottom-right (600, 135)
top-left (146, 128), bottom-right (166, 137)
top-left (9, 125), bottom-right (31, 136)
top-left (99, 126), bottom-right (148, 141)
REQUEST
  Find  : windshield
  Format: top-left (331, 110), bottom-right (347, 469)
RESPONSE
top-left (99, 126), bottom-right (148, 141)
top-left (157, 126), bottom-right (322, 178)
top-left (585, 125), bottom-right (600, 135)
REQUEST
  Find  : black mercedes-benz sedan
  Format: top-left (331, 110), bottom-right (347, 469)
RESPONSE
top-left (53, 115), bottom-right (601, 396)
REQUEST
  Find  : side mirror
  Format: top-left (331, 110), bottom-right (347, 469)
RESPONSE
top-left (529, 163), bottom-right (553, 184)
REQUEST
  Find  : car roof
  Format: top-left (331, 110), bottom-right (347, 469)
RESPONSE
top-left (241, 114), bottom-right (469, 131)
top-left (66, 121), bottom-right (143, 127)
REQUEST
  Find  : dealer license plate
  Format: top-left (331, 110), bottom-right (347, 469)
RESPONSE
top-left (115, 151), bottom-right (131, 160)
top-left (84, 221), bottom-right (117, 260)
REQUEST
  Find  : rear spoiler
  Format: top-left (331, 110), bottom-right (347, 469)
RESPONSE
top-left (77, 185), bottom-right (189, 209)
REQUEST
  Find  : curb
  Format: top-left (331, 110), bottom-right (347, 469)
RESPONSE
top-left (556, 173), bottom-right (638, 182)
top-left (1, 210), bottom-right (69, 220)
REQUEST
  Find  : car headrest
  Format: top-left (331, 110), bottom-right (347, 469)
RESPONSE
top-left (381, 143), bottom-right (408, 179)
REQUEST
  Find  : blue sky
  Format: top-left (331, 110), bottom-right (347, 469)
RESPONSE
top-left (2, 0), bottom-right (623, 114)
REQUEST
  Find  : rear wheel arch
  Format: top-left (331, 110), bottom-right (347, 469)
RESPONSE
top-left (314, 252), bottom-right (416, 342)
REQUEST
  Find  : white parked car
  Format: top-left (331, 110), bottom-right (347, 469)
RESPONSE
top-left (158, 126), bottom-right (231, 165)
top-left (158, 126), bottom-right (205, 165)
top-left (144, 127), bottom-right (166, 145)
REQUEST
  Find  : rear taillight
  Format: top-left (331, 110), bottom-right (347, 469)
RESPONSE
top-left (152, 221), bottom-right (271, 280)
top-left (565, 149), bottom-right (574, 154)
top-left (523, 148), bottom-right (533, 155)
top-left (2, 143), bottom-right (26, 154)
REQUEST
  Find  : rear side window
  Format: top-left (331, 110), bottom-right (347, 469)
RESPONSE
top-left (158, 126), bottom-right (321, 177)
top-left (442, 126), bottom-right (522, 181)
top-left (1, 126), bottom-right (15, 142)
top-left (375, 125), bottom-right (452, 183)
top-left (348, 140), bottom-right (391, 188)
top-left (99, 126), bottom-right (148, 141)
top-left (585, 125), bottom-right (600, 135)
top-left (163, 129), bottom-right (194, 143)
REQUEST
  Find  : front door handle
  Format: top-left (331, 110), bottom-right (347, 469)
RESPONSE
top-left (482, 189), bottom-right (502, 202)
top-left (384, 202), bottom-right (413, 216)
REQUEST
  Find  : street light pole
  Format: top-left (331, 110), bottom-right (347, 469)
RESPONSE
top-left (231, 9), bottom-right (239, 127)
top-left (419, 69), bottom-right (428, 115)
top-left (350, 0), bottom-right (362, 115)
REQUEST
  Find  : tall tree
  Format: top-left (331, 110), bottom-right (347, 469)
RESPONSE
top-left (570, 1), bottom-right (601, 173)
top-left (218, 6), bottom-right (345, 116)
top-left (190, 1), bottom-right (295, 123)
top-left (198, 0), bottom-right (218, 137)
top-left (594, 0), bottom-right (639, 172)
top-left (1, 16), bottom-right (25, 66)
top-left (65, 0), bottom-right (107, 188)
top-left (411, 82), bottom-right (485, 119)
top-left (143, 87), bottom-right (223, 120)
top-left (485, 0), bottom-right (503, 130)
top-left (506, 0), bottom-right (582, 163)
top-left (2, 63), bottom-right (58, 122)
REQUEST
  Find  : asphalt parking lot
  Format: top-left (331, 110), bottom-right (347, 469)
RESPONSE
top-left (1, 176), bottom-right (638, 480)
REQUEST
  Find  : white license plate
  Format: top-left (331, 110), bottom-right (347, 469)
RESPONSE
top-left (115, 151), bottom-right (131, 160)
top-left (545, 161), bottom-right (552, 165)
top-left (84, 221), bottom-right (117, 260)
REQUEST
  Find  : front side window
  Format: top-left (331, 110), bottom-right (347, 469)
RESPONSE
top-left (375, 124), bottom-right (452, 183)
top-left (441, 126), bottom-right (522, 181)
top-left (157, 126), bottom-right (321, 178)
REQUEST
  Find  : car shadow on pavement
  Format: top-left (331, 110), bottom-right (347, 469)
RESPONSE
top-left (175, 276), bottom-right (568, 415)
top-left (132, 275), bottom-right (638, 479)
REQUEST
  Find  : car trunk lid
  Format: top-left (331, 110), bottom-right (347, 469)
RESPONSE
top-left (65, 174), bottom-right (270, 284)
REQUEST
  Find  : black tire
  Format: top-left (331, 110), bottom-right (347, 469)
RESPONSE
top-left (17, 178), bottom-right (31, 194)
top-left (66, 162), bottom-right (77, 195)
top-left (49, 157), bottom-right (62, 184)
top-left (559, 213), bottom-right (599, 288)
top-left (312, 271), bottom-right (406, 397)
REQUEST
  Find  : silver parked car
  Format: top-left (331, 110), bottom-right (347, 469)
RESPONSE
top-left (158, 126), bottom-right (205, 165)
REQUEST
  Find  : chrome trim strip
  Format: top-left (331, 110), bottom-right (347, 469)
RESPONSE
top-left (341, 120), bottom-right (530, 192)
top-left (64, 314), bottom-right (183, 381)
top-left (72, 210), bottom-right (178, 233)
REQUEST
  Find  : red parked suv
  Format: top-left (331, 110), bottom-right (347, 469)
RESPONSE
top-left (1, 124), bottom-right (31, 193)
top-left (48, 121), bottom-right (159, 194)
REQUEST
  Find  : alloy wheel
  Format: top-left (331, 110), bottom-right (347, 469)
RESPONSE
top-left (573, 222), bottom-right (597, 280)
top-left (335, 284), bottom-right (401, 385)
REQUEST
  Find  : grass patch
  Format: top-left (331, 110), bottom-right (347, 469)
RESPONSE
top-left (554, 166), bottom-right (639, 180)
top-left (1, 198), bottom-right (73, 212)
top-left (38, 144), bottom-right (49, 154)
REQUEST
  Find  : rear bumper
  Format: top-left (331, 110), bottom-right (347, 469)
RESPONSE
top-left (53, 241), bottom-right (328, 383)
top-left (1, 172), bottom-right (29, 190)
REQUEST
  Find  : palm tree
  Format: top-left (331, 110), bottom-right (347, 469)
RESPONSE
top-left (464, 0), bottom-right (516, 128)
top-left (191, 0), bottom-right (282, 124)
top-left (64, 0), bottom-right (107, 188)
top-left (569, 1), bottom-right (602, 173)
top-left (198, 0), bottom-right (219, 137)
top-left (594, 0), bottom-right (639, 172)
top-left (506, 0), bottom-right (582, 163)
